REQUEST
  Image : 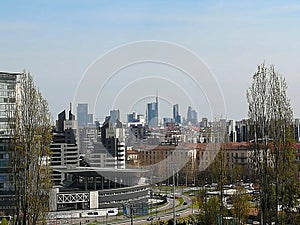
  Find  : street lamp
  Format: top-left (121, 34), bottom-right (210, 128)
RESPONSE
top-left (123, 203), bottom-right (134, 225)
top-left (130, 204), bottom-right (134, 225)
top-left (172, 164), bottom-right (176, 225)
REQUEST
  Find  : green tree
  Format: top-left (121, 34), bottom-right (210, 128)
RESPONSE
top-left (231, 186), bottom-right (252, 225)
top-left (11, 71), bottom-right (52, 225)
top-left (247, 63), bottom-right (299, 225)
top-left (232, 163), bottom-right (243, 184)
top-left (197, 194), bottom-right (220, 225)
top-left (1, 218), bottom-right (8, 225)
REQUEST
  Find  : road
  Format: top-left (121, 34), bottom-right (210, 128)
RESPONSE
top-left (51, 188), bottom-right (196, 225)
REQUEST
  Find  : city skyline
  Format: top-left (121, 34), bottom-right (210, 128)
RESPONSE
top-left (1, 1), bottom-right (300, 120)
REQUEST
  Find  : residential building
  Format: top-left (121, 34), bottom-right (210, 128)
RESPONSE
top-left (126, 148), bottom-right (139, 167)
top-left (199, 117), bottom-right (208, 128)
top-left (127, 123), bottom-right (147, 146)
top-left (0, 71), bottom-right (20, 213)
top-left (136, 144), bottom-right (197, 185)
top-left (162, 122), bottom-right (181, 145)
top-left (78, 125), bottom-right (98, 154)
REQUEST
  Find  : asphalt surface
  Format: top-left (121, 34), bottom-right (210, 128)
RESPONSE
top-left (49, 188), bottom-right (196, 225)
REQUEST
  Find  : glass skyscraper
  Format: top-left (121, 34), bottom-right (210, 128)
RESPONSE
top-left (173, 104), bottom-right (181, 124)
top-left (77, 103), bottom-right (88, 127)
top-left (147, 96), bottom-right (158, 128)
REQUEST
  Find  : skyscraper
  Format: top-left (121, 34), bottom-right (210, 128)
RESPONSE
top-left (127, 112), bottom-right (137, 123)
top-left (173, 104), bottom-right (181, 124)
top-left (51, 109), bottom-right (79, 184)
top-left (187, 106), bottom-right (198, 126)
top-left (147, 96), bottom-right (158, 128)
top-left (110, 109), bottom-right (120, 124)
top-left (77, 103), bottom-right (88, 127)
top-left (88, 113), bottom-right (93, 124)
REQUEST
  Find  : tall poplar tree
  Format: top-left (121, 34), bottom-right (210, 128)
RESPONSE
top-left (247, 63), bottom-right (299, 225)
top-left (11, 71), bottom-right (52, 225)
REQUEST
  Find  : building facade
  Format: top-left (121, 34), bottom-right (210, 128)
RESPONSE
top-left (136, 144), bottom-right (197, 185)
top-left (51, 109), bottom-right (79, 185)
top-left (147, 97), bottom-right (158, 128)
top-left (109, 109), bottom-right (120, 125)
top-left (173, 104), bottom-right (181, 124)
top-left (0, 72), bottom-right (20, 212)
top-left (187, 106), bottom-right (198, 126)
top-left (77, 103), bottom-right (88, 127)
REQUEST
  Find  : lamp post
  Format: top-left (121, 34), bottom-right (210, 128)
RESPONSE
top-left (130, 204), bottom-right (134, 225)
top-left (150, 190), bottom-right (153, 225)
top-left (172, 164), bottom-right (176, 225)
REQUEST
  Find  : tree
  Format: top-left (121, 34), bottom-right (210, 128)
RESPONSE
top-left (11, 71), bottom-right (52, 225)
top-left (247, 63), bottom-right (299, 225)
top-left (231, 186), bottom-right (252, 225)
top-left (210, 148), bottom-right (229, 222)
top-left (1, 218), bottom-right (9, 225)
top-left (203, 196), bottom-right (220, 225)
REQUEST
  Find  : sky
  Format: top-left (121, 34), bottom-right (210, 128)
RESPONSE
top-left (1, 0), bottom-right (300, 122)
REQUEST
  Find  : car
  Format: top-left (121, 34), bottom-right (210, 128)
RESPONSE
top-left (147, 217), bottom-right (154, 221)
top-left (183, 202), bottom-right (187, 205)
top-left (176, 213), bottom-right (181, 217)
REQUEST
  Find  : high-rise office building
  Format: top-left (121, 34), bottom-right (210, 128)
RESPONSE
top-left (147, 96), bottom-right (158, 128)
top-left (227, 120), bottom-right (237, 142)
top-left (99, 116), bottom-right (125, 169)
top-left (51, 109), bottom-right (79, 184)
top-left (173, 104), bottom-right (181, 124)
top-left (127, 112), bottom-right (137, 123)
top-left (110, 109), bottom-right (120, 125)
top-left (0, 71), bottom-right (21, 212)
top-left (77, 103), bottom-right (88, 127)
top-left (187, 106), bottom-right (198, 126)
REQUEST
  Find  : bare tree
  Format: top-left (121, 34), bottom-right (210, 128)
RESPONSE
top-left (247, 63), bottom-right (299, 225)
top-left (11, 71), bottom-right (52, 225)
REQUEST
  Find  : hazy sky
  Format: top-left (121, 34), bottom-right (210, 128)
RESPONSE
top-left (1, 0), bottom-right (300, 122)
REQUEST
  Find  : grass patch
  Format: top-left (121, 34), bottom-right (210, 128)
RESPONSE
top-left (177, 197), bottom-right (184, 206)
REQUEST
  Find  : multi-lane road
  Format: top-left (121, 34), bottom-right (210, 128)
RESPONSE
top-left (50, 188), bottom-right (197, 225)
